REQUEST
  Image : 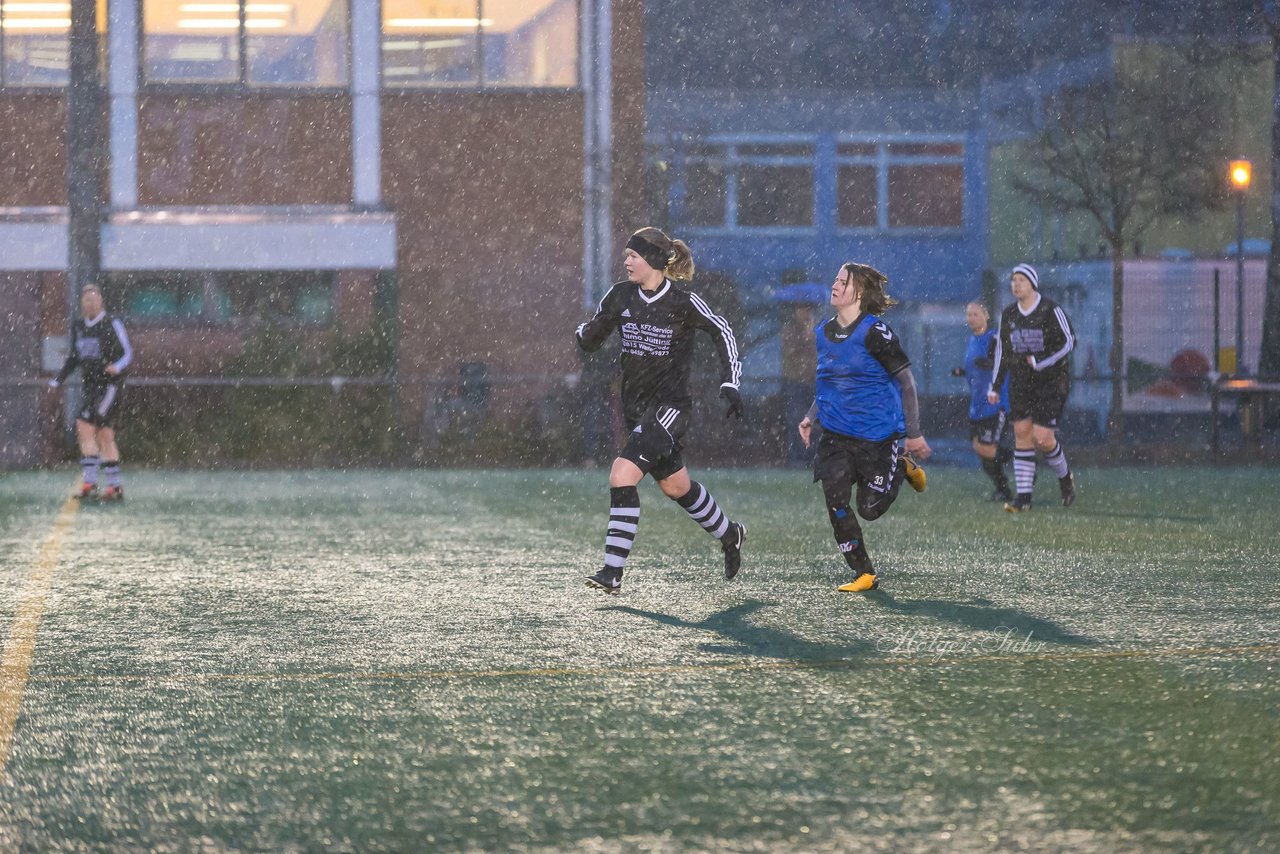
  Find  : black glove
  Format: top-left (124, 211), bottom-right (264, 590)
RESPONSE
top-left (720, 386), bottom-right (744, 420)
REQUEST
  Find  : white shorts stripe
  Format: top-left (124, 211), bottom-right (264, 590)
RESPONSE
top-left (97, 385), bottom-right (117, 417)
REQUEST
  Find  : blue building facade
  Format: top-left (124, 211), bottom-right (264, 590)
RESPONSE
top-left (645, 88), bottom-right (990, 305)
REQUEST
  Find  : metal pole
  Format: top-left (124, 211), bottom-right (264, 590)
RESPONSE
top-left (1236, 190), bottom-right (1246, 375)
top-left (1211, 269), bottom-right (1221, 457)
top-left (68, 0), bottom-right (103, 313)
top-left (351, 0), bottom-right (382, 208)
top-left (580, 0), bottom-right (613, 311)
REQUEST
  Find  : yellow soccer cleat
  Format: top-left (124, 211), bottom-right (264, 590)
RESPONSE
top-left (838, 572), bottom-right (879, 593)
top-left (901, 453), bottom-right (926, 493)
top-left (1004, 494), bottom-right (1033, 513)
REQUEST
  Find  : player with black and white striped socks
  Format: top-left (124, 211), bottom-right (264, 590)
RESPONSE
top-left (577, 227), bottom-right (746, 593)
top-left (988, 264), bottom-right (1076, 511)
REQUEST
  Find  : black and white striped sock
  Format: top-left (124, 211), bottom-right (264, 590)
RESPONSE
top-left (103, 460), bottom-right (122, 488)
top-left (675, 481), bottom-right (731, 540)
top-left (1013, 448), bottom-right (1036, 497)
top-left (1043, 442), bottom-right (1070, 479)
top-left (603, 486), bottom-right (640, 573)
top-left (81, 455), bottom-right (100, 486)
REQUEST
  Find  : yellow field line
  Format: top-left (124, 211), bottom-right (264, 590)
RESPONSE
top-left (0, 495), bottom-right (79, 773)
top-left (29, 642), bottom-right (1280, 687)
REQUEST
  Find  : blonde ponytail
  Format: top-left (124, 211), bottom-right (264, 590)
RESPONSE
top-left (666, 238), bottom-right (695, 281)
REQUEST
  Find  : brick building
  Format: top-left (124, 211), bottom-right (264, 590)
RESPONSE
top-left (0, 0), bottom-right (645, 465)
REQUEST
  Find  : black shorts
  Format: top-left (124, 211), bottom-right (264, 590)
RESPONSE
top-left (1009, 373), bottom-right (1070, 429)
top-left (813, 430), bottom-right (904, 520)
top-left (969, 410), bottom-right (1008, 446)
top-left (78, 382), bottom-right (123, 428)
top-left (619, 404), bottom-right (689, 481)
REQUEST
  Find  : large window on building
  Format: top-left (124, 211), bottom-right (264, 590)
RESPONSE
top-left (382, 0), bottom-right (577, 88)
top-left (886, 142), bottom-right (965, 229)
top-left (836, 142), bottom-right (879, 229)
top-left (113, 270), bottom-right (334, 326)
top-left (143, 0), bottom-right (349, 87)
top-left (681, 144), bottom-right (727, 228)
top-left (0, 0), bottom-right (77, 86)
top-left (673, 135), bottom-right (965, 233)
top-left (835, 137), bottom-right (966, 232)
top-left (734, 143), bottom-right (814, 229)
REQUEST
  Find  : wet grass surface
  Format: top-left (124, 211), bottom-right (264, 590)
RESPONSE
top-left (0, 467), bottom-right (1277, 850)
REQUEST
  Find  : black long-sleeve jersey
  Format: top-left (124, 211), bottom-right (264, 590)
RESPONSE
top-left (989, 294), bottom-right (1074, 393)
top-left (576, 279), bottom-right (742, 424)
top-left (55, 312), bottom-right (133, 387)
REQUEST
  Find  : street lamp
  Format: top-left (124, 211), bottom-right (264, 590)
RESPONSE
top-left (1229, 158), bottom-right (1251, 375)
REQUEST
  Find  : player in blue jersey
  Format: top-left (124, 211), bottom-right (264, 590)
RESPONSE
top-left (951, 301), bottom-right (1012, 501)
top-left (797, 263), bottom-right (931, 593)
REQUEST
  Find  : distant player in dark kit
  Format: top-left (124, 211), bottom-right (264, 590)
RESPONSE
top-left (797, 263), bottom-right (931, 593)
top-left (576, 226), bottom-right (746, 594)
top-left (48, 283), bottom-right (133, 501)
top-left (987, 263), bottom-right (1076, 511)
top-left (952, 300), bottom-right (1012, 500)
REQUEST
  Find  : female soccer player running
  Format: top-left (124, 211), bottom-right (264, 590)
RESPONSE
top-left (797, 263), bottom-right (931, 592)
top-left (576, 227), bottom-right (746, 594)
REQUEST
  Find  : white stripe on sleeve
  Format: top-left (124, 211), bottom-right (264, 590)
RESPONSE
top-left (1035, 306), bottom-right (1075, 369)
top-left (689, 292), bottom-right (742, 387)
top-left (111, 318), bottom-right (133, 371)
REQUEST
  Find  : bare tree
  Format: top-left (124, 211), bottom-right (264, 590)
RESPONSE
top-left (1014, 44), bottom-right (1229, 452)
top-left (1257, 6), bottom-right (1280, 383)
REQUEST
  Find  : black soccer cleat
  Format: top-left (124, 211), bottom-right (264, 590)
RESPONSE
top-left (1059, 473), bottom-right (1076, 507)
top-left (585, 568), bottom-right (622, 594)
top-left (101, 485), bottom-right (124, 502)
top-left (75, 482), bottom-right (98, 500)
top-left (1004, 493), bottom-right (1033, 513)
top-left (721, 521), bottom-right (746, 580)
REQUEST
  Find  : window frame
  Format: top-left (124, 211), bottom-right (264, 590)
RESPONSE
top-left (677, 142), bottom-right (729, 229)
top-left (837, 133), bottom-right (968, 236)
top-left (140, 0), bottom-right (353, 93)
top-left (0, 1), bottom-right (83, 89)
top-left (380, 0), bottom-right (581, 91)
top-left (110, 269), bottom-right (338, 329)
top-left (678, 133), bottom-right (819, 236)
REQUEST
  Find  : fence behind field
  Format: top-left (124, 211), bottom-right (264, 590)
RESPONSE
top-left (3, 257), bottom-right (1277, 469)
top-left (1, 373), bottom-right (1271, 472)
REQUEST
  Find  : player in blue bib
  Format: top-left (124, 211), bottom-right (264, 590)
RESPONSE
top-left (951, 301), bottom-right (1012, 500)
top-left (797, 263), bottom-right (932, 592)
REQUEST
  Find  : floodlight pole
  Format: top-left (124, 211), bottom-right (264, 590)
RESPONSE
top-left (1229, 158), bottom-right (1251, 376)
top-left (1235, 189), bottom-right (1246, 375)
